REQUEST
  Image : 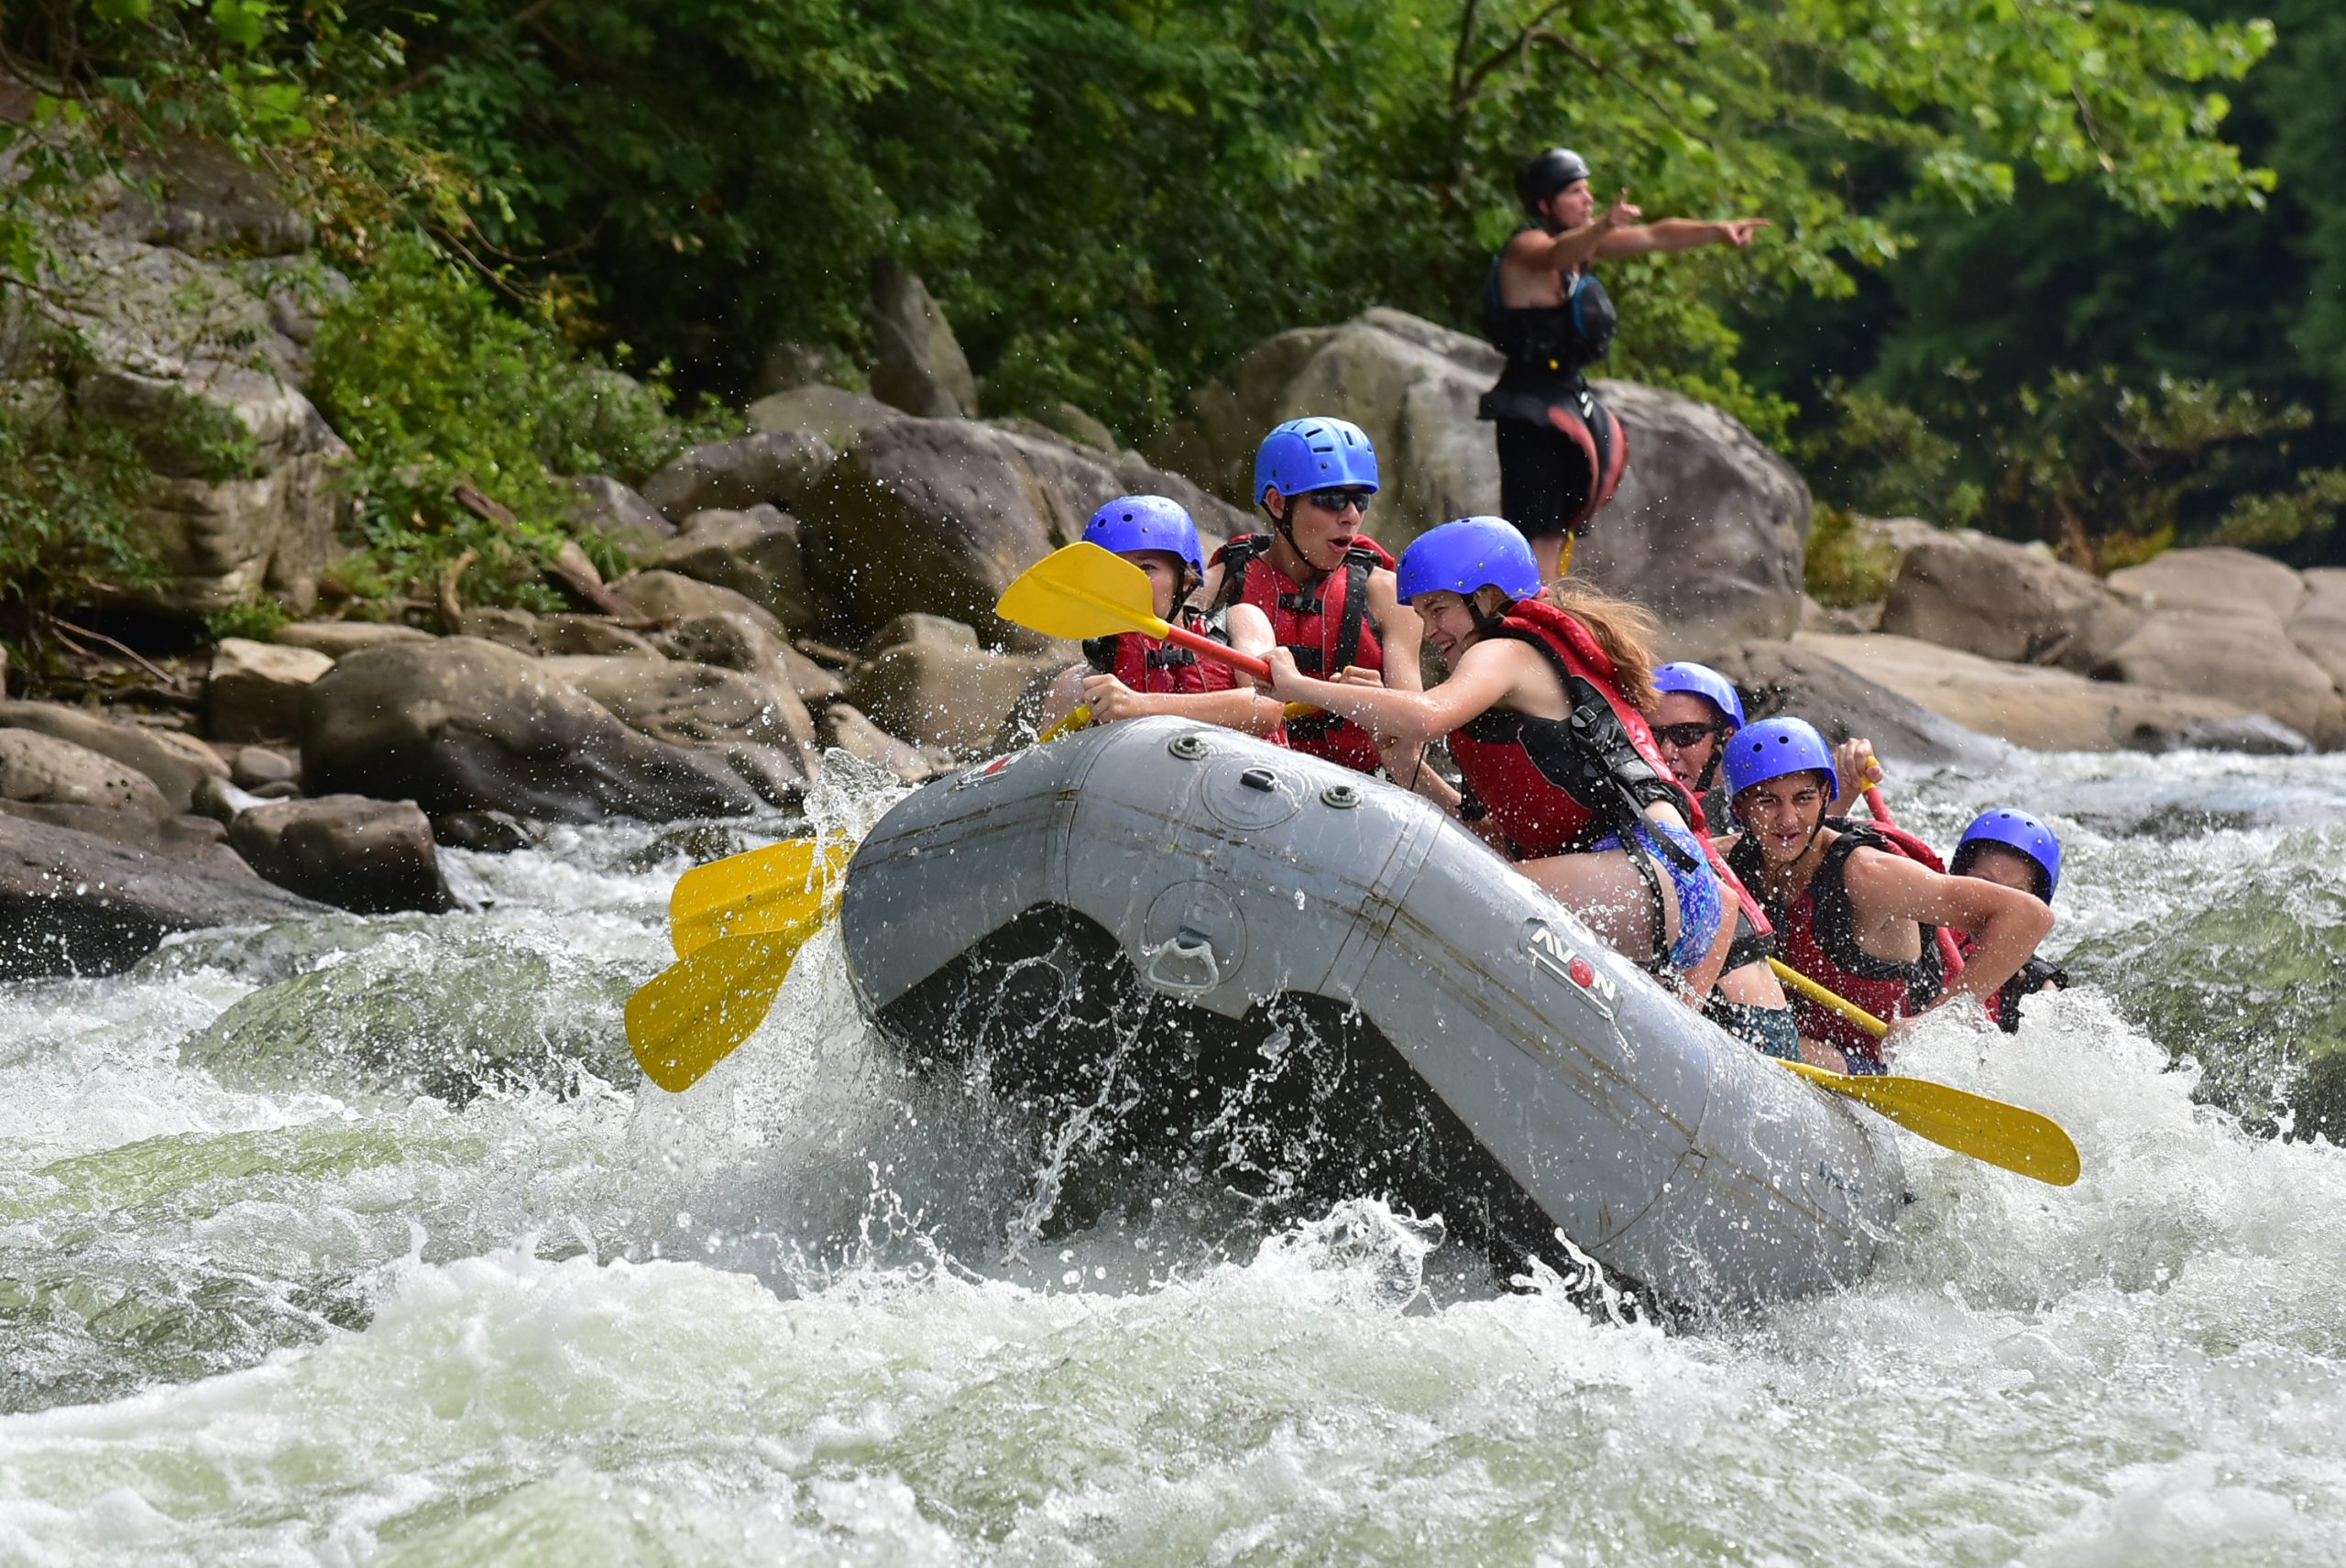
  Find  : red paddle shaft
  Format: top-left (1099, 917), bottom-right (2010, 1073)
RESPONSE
top-left (1864, 785), bottom-right (1968, 978)
top-left (1161, 621), bottom-right (1272, 682)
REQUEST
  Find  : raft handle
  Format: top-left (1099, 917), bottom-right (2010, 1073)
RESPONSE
top-left (1143, 926), bottom-right (1223, 995)
top-left (1320, 783), bottom-right (1362, 810)
top-left (1168, 732), bottom-right (1212, 761)
top-left (1240, 766), bottom-right (1279, 793)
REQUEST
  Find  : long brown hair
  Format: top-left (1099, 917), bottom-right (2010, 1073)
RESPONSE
top-left (1540, 579), bottom-right (1662, 713)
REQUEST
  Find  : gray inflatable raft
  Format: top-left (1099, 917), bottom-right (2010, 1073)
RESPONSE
top-left (838, 716), bottom-right (1902, 1307)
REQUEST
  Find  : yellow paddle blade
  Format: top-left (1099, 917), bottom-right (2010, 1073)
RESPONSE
top-left (996, 543), bottom-right (1172, 642)
top-left (1779, 1058), bottom-right (2081, 1187)
top-left (627, 920), bottom-right (828, 1093)
top-left (670, 839), bottom-right (851, 957)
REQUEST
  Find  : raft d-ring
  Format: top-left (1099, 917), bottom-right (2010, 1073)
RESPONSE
top-left (1142, 927), bottom-right (1222, 994)
top-left (1320, 783), bottom-right (1362, 810)
top-left (1168, 733), bottom-right (1211, 762)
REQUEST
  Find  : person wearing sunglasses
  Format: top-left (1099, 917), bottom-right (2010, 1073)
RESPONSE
top-left (1264, 516), bottom-right (1737, 997)
top-left (1645, 663), bottom-right (1804, 1062)
top-left (1481, 147), bottom-right (1770, 583)
top-left (1203, 417), bottom-right (1424, 775)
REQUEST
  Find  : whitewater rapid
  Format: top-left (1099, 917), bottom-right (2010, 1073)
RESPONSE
top-left (1, 750), bottom-right (2341, 1563)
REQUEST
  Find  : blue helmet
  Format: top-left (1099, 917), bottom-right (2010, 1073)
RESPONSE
top-left (1952, 809), bottom-right (2062, 900)
top-left (1083, 495), bottom-right (1203, 581)
top-left (1253, 417), bottom-right (1381, 508)
top-left (1652, 662), bottom-right (1746, 730)
top-left (1723, 717), bottom-right (1838, 804)
top-left (1395, 517), bottom-right (1540, 607)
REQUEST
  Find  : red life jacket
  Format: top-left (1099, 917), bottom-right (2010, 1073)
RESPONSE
top-left (1444, 598), bottom-right (1699, 858)
top-left (1084, 610), bottom-right (1241, 696)
top-left (1729, 820), bottom-right (1953, 1067)
top-left (1211, 533), bottom-right (1395, 773)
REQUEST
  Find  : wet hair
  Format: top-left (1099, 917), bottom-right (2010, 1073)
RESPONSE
top-left (1539, 579), bottom-right (1661, 713)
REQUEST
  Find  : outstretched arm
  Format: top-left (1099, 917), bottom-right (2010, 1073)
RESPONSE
top-left (1503, 192), bottom-right (1642, 278)
top-left (1266, 638), bottom-right (1527, 749)
top-left (1847, 850), bottom-right (2056, 1015)
top-left (1595, 216), bottom-right (1770, 258)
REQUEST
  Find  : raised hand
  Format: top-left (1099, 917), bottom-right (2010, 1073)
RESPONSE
top-left (1718, 217), bottom-right (1771, 249)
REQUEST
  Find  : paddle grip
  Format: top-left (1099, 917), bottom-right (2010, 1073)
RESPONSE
top-left (1769, 957), bottom-right (1889, 1039)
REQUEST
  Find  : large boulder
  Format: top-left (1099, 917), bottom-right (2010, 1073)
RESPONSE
top-left (0, 729), bottom-right (171, 815)
top-left (744, 384), bottom-right (903, 455)
top-left (845, 635), bottom-right (1067, 755)
top-left (300, 637), bottom-right (761, 823)
top-left (207, 636), bottom-right (334, 743)
top-left (537, 655), bottom-right (815, 807)
top-left (635, 506), bottom-right (811, 628)
top-left (2108, 546), bottom-right (2308, 620)
top-left (1877, 530), bottom-right (2143, 672)
top-left (453, 609), bottom-right (662, 660)
top-left (0, 700), bottom-right (227, 812)
top-left (273, 621), bottom-right (433, 659)
top-left (2093, 610), bottom-right (2345, 750)
top-left (868, 259), bottom-right (977, 419)
top-left (2289, 568), bottom-right (2346, 691)
top-left (1703, 640), bottom-right (2009, 773)
top-left (636, 432), bottom-right (832, 523)
top-left (227, 795), bottom-right (456, 915)
top-left (649, 609), bottom-right (845, 707)
top-left (1146, 307), bottom-right (1809, 648)
top-left (82, 361), bottom-right (348, 618)
top-left (0, 813), bottom-right (326, 978)
top-left (795, 417), bottom-right (1246, 648)
top-left (609, 569), bottom-right (786, 639)
top-left (570, 474), bottom-right (674, 556)
top-left (1788, 632), bottom-right (2282, 753)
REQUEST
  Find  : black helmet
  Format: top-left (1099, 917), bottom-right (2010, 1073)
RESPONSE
top-left (1516, 148), bottom-right (1592, 214)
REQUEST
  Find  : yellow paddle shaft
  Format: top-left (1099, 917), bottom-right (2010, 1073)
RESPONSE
top-left (1769, 957), bottom-right (1889, 1039)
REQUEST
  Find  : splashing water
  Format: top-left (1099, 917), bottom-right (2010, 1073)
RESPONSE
top-left (3, 749), bottom-right (2344, 1563)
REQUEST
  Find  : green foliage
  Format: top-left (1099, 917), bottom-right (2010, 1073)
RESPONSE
top-left (1803, 504), bottom-right (1900, 608)
top-left (307, 233), bottom-right (711, 611)
top-left (0, 397), bottom-right (165, 663)
top-left (202, 596), bottom-right (290, 642)
top-left (2209, 468), bottom-right (2346, 550)
top-left (1800, 382), bottom-right (1981, 528)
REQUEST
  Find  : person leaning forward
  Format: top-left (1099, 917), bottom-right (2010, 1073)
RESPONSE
top-left (1481, 147), bottom-right (1770, 583)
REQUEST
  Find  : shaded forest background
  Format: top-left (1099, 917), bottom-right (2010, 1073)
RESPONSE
top-left (3, 0), bottom-right (2342, 641)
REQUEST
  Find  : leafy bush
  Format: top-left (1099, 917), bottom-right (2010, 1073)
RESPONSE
top-left (1803, 506), bottom-right (1902, 609)
top-left (203, 597), bottom-right (290, 642)
top-left (308, 233), bottom-right (724, 612)
top-left (0, 397), bottom-right (165, 670)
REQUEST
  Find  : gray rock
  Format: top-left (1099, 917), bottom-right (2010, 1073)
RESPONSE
top-left (819, 704), bottom-right (934, 783)
top-left (868, 258), bottom-right (977, 419)
top-left (536, 654), bottom-right (815, 808)
top-left (638, 431), bottom-right (833, 522)
top-left (795, 417), bottom-right (1246, 649)
top-left (207, 637), bottom-right (334, 743)
top-left (0, 729), bottom-right (172, 815)
top-left (1786, 631), bottom-right (2264, 754)
top-left (2108, 546), bottom-right (2309, 620)
top-left (744, 383), bottom-right (902, 455)
top-left (231, 745), bottom-right (301, 788)
top-left (1033, 400), bottom-right (1119, 451)
top-left (191, 773), bottom-right (269, 824)
top-left (757, 339), bottom-right (863, 397)
top-left (650, 611), bottom-right (846, 707)
top-left (1704, 640), bottom-right (2011, 773)
top-left (1146, 307), bottom-right (1809, 649)
top-left (846, 641), bottom-right (1069, 756)
top-left (1878, 530), bottom-right (2143, 671)
top-left (609, 569), bottom-right (789, 641)
top-left (431, 809), bottom-right (532, 853)
top-left (529, 615), bottom-right (663, 659)
top-left (113, 136), bottom-right (312, 258)
top-left (300, 637), bottom-right (761, 823)
top-left (228, 795), bottom-right (455, 915)
top-left (570, 474), bottom-right (674, 554)
top-left (0, 700), bottom-right (228, 812)
top-left (2094, 610), bottom-right (2345, 751)
top-left (453, 607), bottom-right (543, 656)
top-left (0, 800), bottom-right (246, 877)
top-left (2137, 715), bottom-right (2312, 756)
top-left (0, 813), bottom-right (326, 978)
top-left (2288, 567), bottom-right (2346, 691)
top-left (637, 505), bottom-right (811, 628)
top-left (865, 613), bottom-right (981, 656)
top-left (274, 621), bottom-right (433, 658)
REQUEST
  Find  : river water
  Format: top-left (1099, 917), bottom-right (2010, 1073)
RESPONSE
top-left (2, 748), bottom-right (2342, 1564)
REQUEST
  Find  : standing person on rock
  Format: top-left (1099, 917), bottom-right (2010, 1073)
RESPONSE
top-left (1036, 496), bottom-right (1286, 739)
top-left (1482, 148), bottom-right (1770, 583)
top-left (1263, 516), bottom-right (1734, 996)
top-left (1720, 718), bottom-right (2055, 1072)
top-left (1202, 417), bottom-right (1424, 776)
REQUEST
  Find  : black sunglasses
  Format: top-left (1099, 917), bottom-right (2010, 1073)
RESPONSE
top-left (1653, 720), bottom-right (1724, 749)
top-left (1304, 490), bottom-right (1373, 514)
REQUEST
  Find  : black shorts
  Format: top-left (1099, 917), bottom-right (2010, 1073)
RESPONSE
top-left (1496, 418), bottom-right (1596, 540)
